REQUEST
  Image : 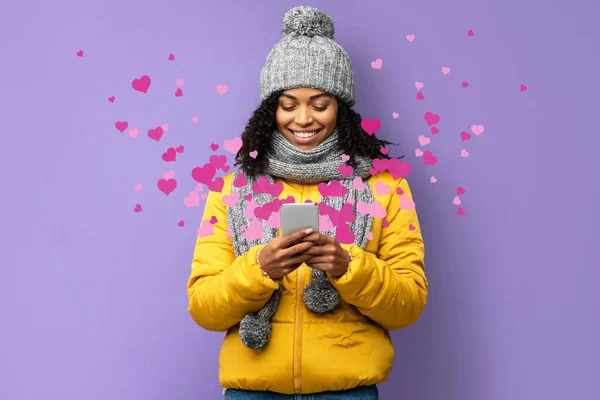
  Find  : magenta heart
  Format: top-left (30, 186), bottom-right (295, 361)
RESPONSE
top-left (251, 176), bottom-right (283, 197)
top-left (254, 204), bottom-right (274, 221)
top-left (134, 204), bottom-right (142, 212)
top-left (457, 186), bottom-right (466, 195)
top-left (339, 204), bottom-right (356, 223)
top-left (210, 143), bottom-right (219, 151)
top-left (520, 84), bottom-right (527, 92)
top-left (132, 75), bottom-right (151, 93)
top-left (416, 92), bottom-right (424, 100)
top-left (360, 118), bottom-right (381, 136)
top-left (380, 147), bottom-right (388, 155)
top-left (338, 164), bottom-right (354, 178)
top-left (157, 178), bottom-right (177, 196)
top-left (147, 127), bottom-right (164, 141)
top-left (396, 187), bottom-right (404, 195)
top-left (108, 96), bottom-right (115, 103)
top-left (244, 193), bottom-right (252, 201)
top-left (176, 145), bottom-right (184, 153)
top-left (388, 159), bottom-right (412, 180)
top-left (460, 131), bottom-right (471, 141)
top-left (162, 148), bottom-right (177, 162)
top-left (210, 216), bottom-right (218, 224)
top-left (318, 180), bottom-right (348, 198)
top-left (233, 173), bottom-right (247, 188)
top-left (335, 223), bottom-right (355, 244)
top-left (462, 81), bottom-right (469, 88)
top-left (424, 112), bottom-right (440, 127)
top-left (457, 208), bottom-right (466, 216)
top-left (178, 220), bottom-right (184, 227)
top-left (115, 121), bottom-right (128, 132)
top-left (209, 154), bottom-right (228, 170)
top-left (409, 224), bottom-right (415, 231)
top-left (76, 50), bottom-right (84, 57)
top-left (431, 126), bottom-right (440, 135)
top-left (208, 177), bottom-right (224, 193)
top-left (168, 53), bottom-right (175, 61)
top-left (382, 219), bottom-right (389, 228)
top-left (423, 151), bottom-right (438, 166)
top-left (222, 164), bottom-right (230, 173)
top-left (175, 88), bottom-right (183, 97)
top-left (467, 29), bottom-right (474, 36)
top-left (191, 163), bottom-right (216, 185)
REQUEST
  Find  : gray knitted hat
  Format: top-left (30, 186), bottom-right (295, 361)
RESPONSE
top-left (259, 5), bottom-right (356, 107)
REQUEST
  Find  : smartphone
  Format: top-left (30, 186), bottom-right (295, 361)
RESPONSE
top-left (280, 203), bottom-right (319, 246)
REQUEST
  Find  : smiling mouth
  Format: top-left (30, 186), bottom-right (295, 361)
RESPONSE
top-left (289, 128), bottom-right (322, 138)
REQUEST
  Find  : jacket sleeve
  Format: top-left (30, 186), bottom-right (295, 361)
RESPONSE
top-left (332, 177), bottom-right (428, 331)
top-left (187, 186), bottom-right (280, 332)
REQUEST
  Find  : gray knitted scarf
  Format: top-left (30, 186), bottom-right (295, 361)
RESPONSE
top-left (226, 128), bottom-right (374, 349)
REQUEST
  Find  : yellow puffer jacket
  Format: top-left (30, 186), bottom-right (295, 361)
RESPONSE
top-left (187, 170), bottom-right (428, 395)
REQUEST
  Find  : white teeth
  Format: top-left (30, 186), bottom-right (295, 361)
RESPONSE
top-left (291, 130), bottom-right (319, 138)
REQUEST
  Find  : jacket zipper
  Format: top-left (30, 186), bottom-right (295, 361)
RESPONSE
top-left (293, 186), bottom-right (309, 393)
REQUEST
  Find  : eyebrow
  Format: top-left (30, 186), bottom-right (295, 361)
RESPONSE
top-left (279, 93), bottom-right (332, 100)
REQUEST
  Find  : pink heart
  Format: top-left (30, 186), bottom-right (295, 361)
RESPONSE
top-left (396, 187), bottom-right (404, 195)
top-left (222, 191), bottom-right (240, 208)
top-left (168, 53), bottom-right (175, 61)
top-left (371, 58), bottom-right (383, 69)
top-left (338, 164), bottom-right (354, 178)
top-left (208, 177), bottom-right (225, 193)
top-left (175, 88), bottom-right (183, 97)
top-left (356, 201), bottom-right (371, 217)
top-left (318, 180), bottom-right (348, 198)
top-left (347, 198), bottom-right (355, 205)
top-left (115, 121), bottom-right (128, 132)
top-left (76, 50), bottom-right (84, 57)
top-left (335, 223), bottom-right (356, 245)
top-left (192, 116), bottom-right (199, 123)
top-left (520, 84), bottom-right (528, 92)
top-left (375, 180), bottom-right (391, 196)
top-left (453, 196), bottom-right (462, 205)
top-left (441, 66), bottom-right (451, 75)
top-left (430, 176), bottom-right (437, 183)
top-left (457, 208), bottom-right (466, 216)
top-left (266, 211), bottom-right (280, 229)
top-left (216, 85), bottom-right (229, 95)
top-left (162, 148), bottom-right (177, 162)
top-left (147, 127), bottom-right (164, 141)
top-left (161, 123), bottom-right (168, 131)
top-left (210, 216), bottom-right (218, 224)
top-left (244, 193), bottom-right (252, 201)
top-left (392, 112), bottom-right (399, 119)
top-left (416, 92), bottom-right (424, 100)
top-left (409, 224), bottom-right (415, 231)
top-left (157, 178), bottom-right (177, 196)
top-left (195, 184), bottom-right (203, 192)
top-left (370, 201), bottom-right (387, 218)
top-left (423, 151), bottom-right (437, 165)
top-left (461, 149), bottom-right (469, 158)
top-left (361, 118), bottom-right (380, 136)
top-left (244, 219), bottom-right (265, 241)
top-left (457, 186), bottom-right (466, 195)
top-left (400, 195), bottom-right (416, 210)
top-left (406, 34), bottom-right (415, 42)
top-left (134, 204), bottom-right (142, 212)
top-left (418, 135), bottom-right (430, 146)
top-left (178, 220), bottom-right (185, 227)
top-left (108, 96), bottom-right (115, 103)
top-left (132, 75), bottom-right (151, 93)
top-left (415, 149), bottom-right (423, 157)
top-left (471, 124), bottom-right (484, 136)
top-left (134, 183), bottom-right (143, 191)
top-left (184, 191), bottom-right (200, 207)
top-left (191, 163), bottom-right (216, 185)
top-left (424, 112), bottom-right (440, 127)
top-left (352, 176), bottom-right (366, 191)
top-left (380, 146), bottom-right (388, 155)
top-left (249, 150), bottom-right (258, 159)
top-left (341, 154), bottom-right (350, 162)
top-left (210, 143), bottom-right (219, 151)
top-left (319, 214), bottom-right (334, 232)
top-left (467, 29), bottom-right (474, 36)
top-left (162, 170), bottom-right (175, 180)
top-left (128, 128), bottom-right (139, 138)
top-left (431, 126), bottom-right (440, 135)
top-left (461, 131), bottom-right (471, 141)
top-left (176, 78), bottom-right (184, 86)
top-left (226, 228), bottom-right (232, 237)
top-left (176, 145), bottom-right (184, 153)
top-left (197, 219), bottom-right (214, 237)
top-left (462, 81), bottom-right (469, 88)
top-left (201, 194), bottom-right (207, 200)
top-left (234, 173), bottom-right (247, 188)
top-left (209, 154), bottom-right (228, 170)
top-left (366, 231), bottom-right (374, 240)
top-left (223, 136), bottom-right (243, 154)
top-left (382, 219), bottom-right (389, 228)
top-left (415, 81), bottom-right (424, 90)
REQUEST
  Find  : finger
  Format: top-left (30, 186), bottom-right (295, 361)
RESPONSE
top-left (301, 232), bottom-right (332, 245)
top-left (282, 228), bottom-right (316, 247)
top-left (281, 240), bottom-right (315, 257)
top-left (303, 243), bottom-right (336, 255)
top-left (282, 253), bottom-right (313, 268)
top-left (306, 262), bottom-right (332, 272)
top-left (302, 254), bottom-right (335, 264)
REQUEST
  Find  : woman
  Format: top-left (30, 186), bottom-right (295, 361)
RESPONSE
top-left (187, 6), bottom-right (428, 399)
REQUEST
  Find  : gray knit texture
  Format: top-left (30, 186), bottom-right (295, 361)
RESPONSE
top-left (260, 6), bottom-right (356, 107)
top-left (226, 129), bottom-right (374, 350)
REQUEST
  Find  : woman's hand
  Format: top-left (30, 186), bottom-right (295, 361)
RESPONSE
top-left (257, 228), bottom-right (316, 280)
top-left (300, 233), bottom-right (352, 278)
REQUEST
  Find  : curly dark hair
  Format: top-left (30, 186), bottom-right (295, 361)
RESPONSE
top-left (234, 90), bottom-right (402, 177)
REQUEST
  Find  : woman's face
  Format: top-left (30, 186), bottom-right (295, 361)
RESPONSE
top-left (275, 88), bottom-right (338, 150)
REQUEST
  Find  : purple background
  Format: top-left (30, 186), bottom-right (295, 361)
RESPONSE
top-left (1, 0), bottom-right (598, 399)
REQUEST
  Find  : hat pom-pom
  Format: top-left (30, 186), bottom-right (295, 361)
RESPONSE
top-left (282, 6), bottom-right (334, 39)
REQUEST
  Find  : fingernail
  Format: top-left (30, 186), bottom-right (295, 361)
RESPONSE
top-left (304, 228), bottom-right (313, 234)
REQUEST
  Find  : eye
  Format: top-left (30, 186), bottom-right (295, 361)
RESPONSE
top-left (281, 106), bottom-right (328, 111)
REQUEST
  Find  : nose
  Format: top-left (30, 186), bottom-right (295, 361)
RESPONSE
top-left (294, 105), bottom-right (313, 126)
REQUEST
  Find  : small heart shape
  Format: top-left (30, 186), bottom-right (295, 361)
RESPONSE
top-left (210, 216), bottom-right (218, 224)
top-left (176, 78), bottom-right (184, 86)
top-left (431, 126), bottom-right (440, 135)
top-left (175, 88), bottom-right (183, 97)
top-left (249, 150), bottom-right (258, 159)
top-left (462, 81), bottom-right (469, 88)
top-left (453, 196), bottom-right (462, 205)
top-left (134, 204), bottom-right (142, 212)
top-left (178, 220), bottom-right (185, 227)
top-left (168, 53), bottom-right (175, 61)
top-left (192, 116), bottom-right (199, 123)
top-left (409, 224), bottom-right (416, 231)
top-left (134, 183), bottom-right (143, 191)
top-left (108, 96), bottom-right (115, 103)
top-left (176, 145), bottom-right (184, 153)
top-left (216, 85), bottom-right (229, 95)
top-left (418, 135), bottom-right (430, 146)
top-left (457, 186), bottom-right (466, 195)
top-left (467, 29), bottom-right (474, 36)
top-left (442, 66), bottom-right (451, 75)
top-left (415, 149), bottom-right (423, 157)
top-left (471, 124), bottom-right (485, 136)
top-left (406, 34), bottom-right (415, 42)
top-left (380, 147), bottom-right (388, 155)
top-left (457, 208), bottom-right (466, 216)
top-left (76, 50), bottom-right (84, 57)
top-left (461, 131), bottom-right (471, 141)
top-left (415, 81), bottom-right (424, 90)
top-left (210, 143), bottom-right (219, 151)
top-left (128, 128), bottom-right (139, 138)
top-left (341, 154), bottom-right (350, 162)
top-left (461, 149), bottom-right (469, 158)
top-left (392, 112), bottom-right (399, 119)
top-left (371, 58), bottom-right (383, 69)
top-left (520, 84), bottom-right (528, 92)
top-left (430, 176), bottom-right (437, 183)
top-left (416, 92), bottom-right (424, 100)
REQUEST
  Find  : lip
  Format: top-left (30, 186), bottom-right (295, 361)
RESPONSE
top-left (288, 128), bottom-right (322, 144)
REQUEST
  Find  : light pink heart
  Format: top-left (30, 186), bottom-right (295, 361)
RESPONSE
top-left (191, 116), bottom-right (199, 123)
top-left (162, 170), bottom-right (175, 180)
top-left (244, 219), bottom-right (265, 241)
top-left (366, 231), bottom-right (374, 240)
top-left (161, 123), bottom-right (168, 131)
top-left (200, 193), bottom-right (208, 200)
top-left (453, 196), bottom-right (462, 205)
top-left (223, 136), bottom-right (243, 154)
top-left (266, 212), bottom-right (280, 229)
top-left (370, 200), bottom-right (387, 218)
top-left (197, 219), bottom-right (214, 237)
top-left (375, 180), bottom-right (392, 196)
top-left (249, 150), bottom-right (258, 159)
top-left (128, 128), bottom-right (139, 138)
top-left (184, 191), bottom-right (200, 207)
top-left (442, 66), bottom-right (451, 75)
top-left (415, 149), bottom-right (423, 157)
top-left (195, 183), bottom-right (203, 192)
top-left (176, 78), bottom-right (184, 86)
top-left (134, 183), bottom-right (142, 191)
top-left (352, 176), bottom-right (366, 191)
top-left (471, 124), bottom-right (485, 136)
top-left (418, 135), bottom-right (430, 146)
top-left (341, 154), bottom-right (350, 162)
top-left (406, 34), bottom-right (415, 42)
top-left (430, 176), bottom-right (437, 183)
top-left (392, 112), bottom-right (399, 119)
top-left (461, 149), bottom-right (469, 158)
top-left (415, 81), bottom-right (424, 90)
top-left (371, 58), bottom-right (383, 69)
top-left (222, 192), bottom-right (240, 208)
top-left (400, 195), bottom-right (416, 210)
top-left (319, 214), bottom-right (334, 232)
top-left (216, 85), bottom-right (229, 95)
